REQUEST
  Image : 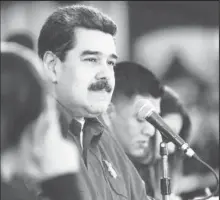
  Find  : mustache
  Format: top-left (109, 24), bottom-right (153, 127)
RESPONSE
top-left (88, 79), bottom-right (112, 93)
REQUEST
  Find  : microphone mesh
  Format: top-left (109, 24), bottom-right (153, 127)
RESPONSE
top-left (135, 99), bottom-right (156, 120)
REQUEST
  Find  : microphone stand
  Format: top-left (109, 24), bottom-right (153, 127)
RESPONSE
top-left (160, 139), bottom-right (171, 200)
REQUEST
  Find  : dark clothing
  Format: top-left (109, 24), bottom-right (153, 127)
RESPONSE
top-left (1, 180), bottom-right (31, 200)
top-left (132, 162), bottom-right (156, 198)
top-left (129, 133), bottom-right (159, 200)
top-left (1, 110), bottom-right (152, 200)
top-left (1, 174), bottom-right (81, 200)
top-left (41, 174), bottom-right (81, 200)
top-left (132, 160), bottom-right (166, 200)
top-left (60, 115), bottom-right (152, 200)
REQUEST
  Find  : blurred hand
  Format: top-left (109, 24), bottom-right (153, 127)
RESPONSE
top-left (1, 96), bottom-right (80, 183)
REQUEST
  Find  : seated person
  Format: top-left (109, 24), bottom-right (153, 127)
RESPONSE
top-left (101, 61), bottom-right (190, 200)
top-left (1, 42), bottom-right (81, 200)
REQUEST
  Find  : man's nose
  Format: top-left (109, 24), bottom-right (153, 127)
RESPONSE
top-left (141, 123), bottom-right (155, 137)
top-left (95, 62), bottom-right (114, 80)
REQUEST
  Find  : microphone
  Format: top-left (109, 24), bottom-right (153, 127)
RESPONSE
top-left (136, 99), bottom-right (195, 158)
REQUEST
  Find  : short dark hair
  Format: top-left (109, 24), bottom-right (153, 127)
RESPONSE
top-left (38, 4), bottom-right (117, 61)
top-left (1, 46), bottom-right (44, 150)
top-left (112, 61), bottom-right (163, 101)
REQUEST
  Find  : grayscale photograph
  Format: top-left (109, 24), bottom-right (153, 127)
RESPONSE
top-left (1, 1), bottom-right (219, 200)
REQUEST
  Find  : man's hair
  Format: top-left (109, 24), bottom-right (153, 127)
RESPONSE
top-left (1, 43), bottom-right (44, 149)
top-left (38, 4), bottom-right (117, 61)
top-left (112, 61), bottom-right (164, 101)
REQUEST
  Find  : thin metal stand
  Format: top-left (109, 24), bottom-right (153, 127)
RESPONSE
top-left (160, 141), bottom-right (171, 200)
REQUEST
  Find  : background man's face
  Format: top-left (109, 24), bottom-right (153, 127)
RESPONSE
top-left (111, 95), bottom-right (161, 161)
top-left (56, 27), bottom-right (117, 118)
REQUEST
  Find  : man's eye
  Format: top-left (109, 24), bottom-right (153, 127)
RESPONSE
top-left (85, 58), bottom-right (97, 62)
top-left (107, 61), bottom-right (116, 67)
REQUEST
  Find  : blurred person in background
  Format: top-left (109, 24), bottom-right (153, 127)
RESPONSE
top-left (37, 4), bottom-right (152, 200)
top-left (1, 42), bottom-right (81, 200)
top-left (5, 31), bottom-right (35, 51)
top-left (162, 56), bottom-right (219, 199)
top-left (100, 61), bottom-right (162, 198)
top-left (101, 61), bottom-right (189, 200)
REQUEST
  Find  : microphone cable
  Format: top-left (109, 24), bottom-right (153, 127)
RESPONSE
top-left (190, 153), bottom-right (219, 200)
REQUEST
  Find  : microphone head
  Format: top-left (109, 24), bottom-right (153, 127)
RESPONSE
top-left (135, 99), bottom-right (156, 121)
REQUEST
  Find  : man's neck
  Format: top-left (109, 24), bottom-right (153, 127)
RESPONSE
top-left (49, 91), bottom-right (77, 125)
top-left (56, 99), bottom-right (81, 125)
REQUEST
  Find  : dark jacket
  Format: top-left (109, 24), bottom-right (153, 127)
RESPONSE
top-left (60, 115), bottom-right (153, 200)
top-left (132, 162), bottom-right (156, 198)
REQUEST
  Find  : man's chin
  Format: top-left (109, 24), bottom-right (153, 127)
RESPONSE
top-left (85, 104), bottom-right (109, 118)
top-left (130, 150), bottom-right (153, 165)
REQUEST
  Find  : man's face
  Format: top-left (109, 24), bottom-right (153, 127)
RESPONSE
top-left (55, 27), bottom-right (117, 118)
top-left (111, 95), bottom-right (161, 162)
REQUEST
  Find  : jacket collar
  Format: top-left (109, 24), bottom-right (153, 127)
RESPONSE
top-left (57, 102), bottom-right (105, 148)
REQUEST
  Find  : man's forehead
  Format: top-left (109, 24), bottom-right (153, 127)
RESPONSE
top-left (133, 95), bottom-right (161, 113)
top-left (80, 50), bottom-right (118, 60)
top-left (74, 27), bottom-right (117, 57)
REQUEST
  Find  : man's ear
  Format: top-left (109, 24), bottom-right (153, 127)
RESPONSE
top-left (42, 51), bottom-right (61, 84)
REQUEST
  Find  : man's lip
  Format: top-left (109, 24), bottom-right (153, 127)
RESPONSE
top-left (137, 140), bottom-right (149, 144)
top-left (137, 140), bottom-right (149, 149)
top-left (89, 90), bottom-right (110, 94)
top-left (89, 89), bottom-right (111, 93)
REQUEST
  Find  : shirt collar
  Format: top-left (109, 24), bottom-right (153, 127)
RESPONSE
top-left (56, 101), bottom-right (105, 148)
top-left (70, 117), bottom-right (105, 149)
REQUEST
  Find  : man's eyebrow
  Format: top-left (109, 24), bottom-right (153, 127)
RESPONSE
top-left (80, 50), bottom-right (118, 59)
top-left (80, 50), bottom-right (100, 57)
top-left (110, 54), bottom-right (118, 60)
